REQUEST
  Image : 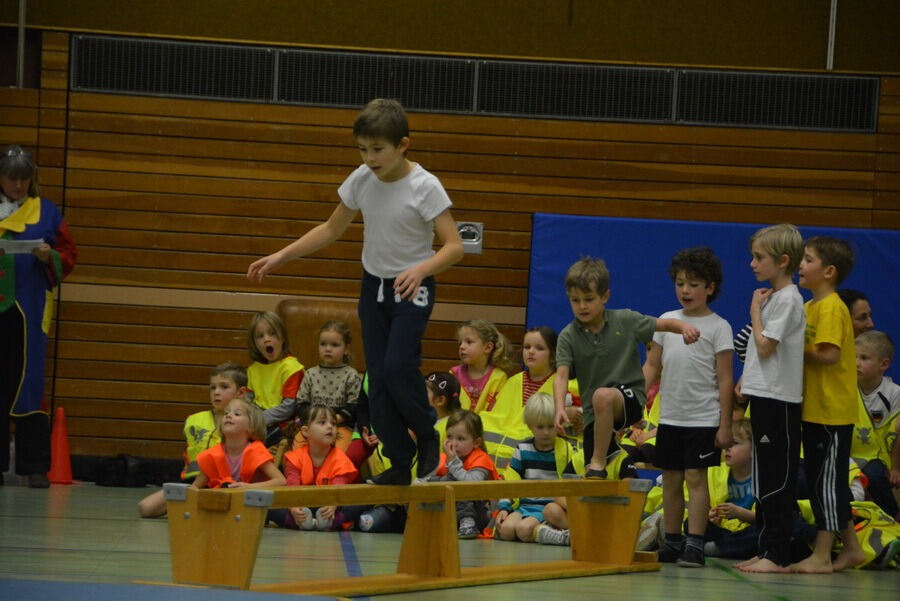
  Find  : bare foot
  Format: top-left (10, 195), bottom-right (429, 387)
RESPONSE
top-left (831, 547), bottom-right (865, 572)
top-left (791, 555), bottom-right (833, 574)
top-left (741, 558), bottom-right (791, 573)
top-left (733, 556), bottom-right (761, 569)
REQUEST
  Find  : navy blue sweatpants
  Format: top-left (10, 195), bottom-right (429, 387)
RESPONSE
top-left (358, 270), bottom-right (437, 469)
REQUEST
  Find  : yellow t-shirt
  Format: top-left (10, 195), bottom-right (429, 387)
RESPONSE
top-left (802, 292), bottom-right (857, 425)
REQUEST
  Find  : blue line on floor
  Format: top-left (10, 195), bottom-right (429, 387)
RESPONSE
top-left (338, 530), bottom-right (369, 601)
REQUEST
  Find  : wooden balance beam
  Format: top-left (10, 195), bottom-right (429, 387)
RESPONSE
top-left (164, 478), bottom-right (659, 596)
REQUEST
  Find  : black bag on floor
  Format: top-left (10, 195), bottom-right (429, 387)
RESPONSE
top-left (94, 454), bottom-right (154, 487)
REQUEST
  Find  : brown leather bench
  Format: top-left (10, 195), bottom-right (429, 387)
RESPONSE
top-left (276, 297), bottom-right (365, 371)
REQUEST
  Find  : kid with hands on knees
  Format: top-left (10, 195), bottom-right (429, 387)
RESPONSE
top-left (734, 224), bottom-right (806, 574)
top-left (428, 410), bottom-right (500, 538)
top-left (193, 397), bottom-right (285, 490)
top-left (496, 393), bottom-right (581, 544)
top-left (248, 99), bottom-right (463, 486)
top-left (643, 247), bottom-right (734, 567)
top-left (274, 404), bottom-right (359, 531)
top-left (553, 257), bottom-right (700, 480)
top-left (451, 319), bottom-right (516, 413)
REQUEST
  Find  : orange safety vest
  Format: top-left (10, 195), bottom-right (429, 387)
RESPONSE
top-left (197, 440), bottom-right (274, 488)
top-left (283, 444), bottom-right (359, 486)
top-left (435, 447), bottom-right (500, 481)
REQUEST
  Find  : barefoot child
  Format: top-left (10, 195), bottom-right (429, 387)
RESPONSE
top-left (736, 224), bottom-right (806, 574)
top-left (792, 236), bottom-right (865, 573)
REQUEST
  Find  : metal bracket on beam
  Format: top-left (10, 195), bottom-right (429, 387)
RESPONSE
top-left (629, 479), bottom-right (654, 493)
top-left (163, 482), bottom-right (189, 501)
top-left (243, 490), bottom-right (275, 508)
top-left (418, 502), bottom-right (445, 512)
top-left (580, 495), bottom-right (630, 505)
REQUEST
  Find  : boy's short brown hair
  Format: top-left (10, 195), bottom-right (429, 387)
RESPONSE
top-left (210, 361), bottom-right (248, 389)
top-left (565, 257), bottom-right (610, 295)
top-left (749, 223), bottom-right (804, 274)
top-left (856, 330), bottom-right (894, 362)
top-left (353, 98), bottom-right (409, 147)
top-left (804, 236), bottom-right (854, 286)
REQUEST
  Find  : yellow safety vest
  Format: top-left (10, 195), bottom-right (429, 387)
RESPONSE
top-left (181, 410), bottom-right (221, 480)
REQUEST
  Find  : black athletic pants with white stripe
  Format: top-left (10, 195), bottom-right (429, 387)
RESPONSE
top-left (801, 422), bottom-right (852, 532)
top-left (748, 395), bottom-right (801, 567)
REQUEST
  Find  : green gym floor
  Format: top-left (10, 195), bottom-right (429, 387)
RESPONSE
top-left (0, 481), bottom-right (897, 601)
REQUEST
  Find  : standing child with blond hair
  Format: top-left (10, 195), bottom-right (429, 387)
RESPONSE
top-left (451, 319), bottom-right (516, 413)
top-left (735, 223), bottom-right (806, 574)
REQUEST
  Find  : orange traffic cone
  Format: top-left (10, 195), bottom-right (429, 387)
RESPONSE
top-left (48, 407), bottom-right (73, 484)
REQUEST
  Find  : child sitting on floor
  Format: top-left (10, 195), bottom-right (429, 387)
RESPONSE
top-left (428, 410), bottom-right (500, 538)
top-left (137, 362), bottom-right (248, 517)
top-left (272, 404), bottom-right (359, 531)
top-left (496, 392), bottom-right (582, 545)
top-left (193, 397), bottom-right (285, 490)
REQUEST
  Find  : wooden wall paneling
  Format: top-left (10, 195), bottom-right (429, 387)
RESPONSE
top-left (45, 61), bottom-right (896, 461)
top-left (874, 77), bottom-right (900, 227)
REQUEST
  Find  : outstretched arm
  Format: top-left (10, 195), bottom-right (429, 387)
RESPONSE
top-left (656, 318), bottom-right (700, 344)
top-left (247, 202), bottom-right (357, 283)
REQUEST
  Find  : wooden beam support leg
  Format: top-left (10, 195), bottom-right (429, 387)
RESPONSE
top-left (165, 484), bottom-right (269, 589)
top-left (396, 484), bottom-right (461, 578)
top-left (566, 479), bottom-right (652, 566)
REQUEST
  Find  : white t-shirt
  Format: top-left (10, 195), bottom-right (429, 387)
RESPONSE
top-left (654, 309), bottom-right (734, 427)
top-left (861, 376), bottom-right (900, 424)
top-left (338, 163), bottom-right (452, 278)
top-left (741, 284), bottom-right (806, 404)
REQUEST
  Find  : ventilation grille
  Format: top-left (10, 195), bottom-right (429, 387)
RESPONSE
top-left (678, 70), bottom-right (879, 131)
top-left (478, 61), bottom-right (673, 122)
top-left (72, 36), bottom-right (274, 101)
top-left (279, 50), bottom-right (474, 112)
top-left (70, 34), bottom-right (879, 132)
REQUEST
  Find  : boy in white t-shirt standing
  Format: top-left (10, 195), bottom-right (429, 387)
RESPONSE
top-left (735, 224), bottom-right (806, 574)
top-left (248, 99), bottom-right (464, 485)
top-left (643, 247), bottom-right (734, 567)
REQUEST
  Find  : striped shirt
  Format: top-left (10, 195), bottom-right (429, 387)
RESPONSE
top-left (498, 438), bottom-right (579, 511)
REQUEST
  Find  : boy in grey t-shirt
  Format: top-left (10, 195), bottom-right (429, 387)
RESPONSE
top-left (553, 257), bottom-right (700, 480)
